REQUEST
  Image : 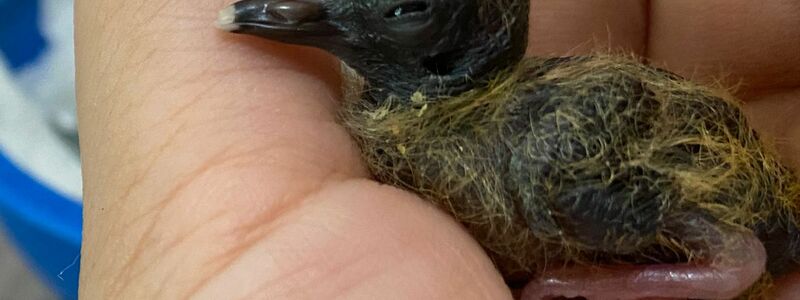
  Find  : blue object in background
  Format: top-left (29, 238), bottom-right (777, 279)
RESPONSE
top-left (0, 0), bottom-right (47, 72)
top-left (0, 154), bottom-right (81, 299)
top-left (0, 0), bottom-right (82, 298)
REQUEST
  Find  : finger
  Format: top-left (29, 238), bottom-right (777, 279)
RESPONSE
top-left (76, 0), bottom-right (358, 295)
top-left (75, 0), bottom-right (510, 298)
top-left (528, 0), bottom-right (649, 57)
top-left (649, 0), bottom-right (800, 92)
top-left (76, 0), bottom-right (361, 291)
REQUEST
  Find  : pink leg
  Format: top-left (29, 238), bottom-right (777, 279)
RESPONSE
top-left (522, 231), bottom-right (766, 300)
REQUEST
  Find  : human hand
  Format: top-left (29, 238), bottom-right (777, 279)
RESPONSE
top-left (76, 0), bottom-right (800, 298)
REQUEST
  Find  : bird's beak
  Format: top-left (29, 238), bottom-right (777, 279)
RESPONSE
top-left (217, 0), bottom-right (340, 45)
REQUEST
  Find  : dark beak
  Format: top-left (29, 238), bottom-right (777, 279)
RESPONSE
top-left (217, 0), bottom-right (339, 44)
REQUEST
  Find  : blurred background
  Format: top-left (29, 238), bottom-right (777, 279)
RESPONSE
top-left (0, 0), bottom-right (82, 299)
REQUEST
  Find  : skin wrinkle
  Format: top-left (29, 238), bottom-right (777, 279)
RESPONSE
top-left (182, 248), bottom-right (247, 298)
top-left (160, 84), bottom-right (222, 122)
top-left (119, 0), bottom-right (169, 36)
top-left (122, 53), bottom-right (340, 161)
top-left (137, 74), bottom-right (263, 135)
top-left (241, 230), bottom-right (378, 299)
top-left (80, 38), bottom-right (121, 119)
top-left (150, 258), bottom-right (184, 298)
top-left (76, 1), bottom-right (126, 102)
top-left (182, 225), bottom-right (276, 299)
top-left (129, 47), bottom-right (178, 80)
top-left (226, 176), bottom-right (334, 239)
top-left (184, 180), bottom-right (335, 299)
top-left (107, 48), bottom-right (344, 239)
top-left (157, 210), bottom-right (230, 265)
top-left (190, 211), bottom-right (297, 297)
top-left (102, 30), bottom-right (159, 115)
top-left (114, 142), bottom-right (313, 294)
top-left (149, 210), bottom-right (232, 298)
top-left (109, 143), bottom-right (240, 296)
top-left (129, 65), bottom-right (200, 116)
top-left (176, 146), bottom-right (360, 297)
top-left (191, 180), bottom-right (505, 300)
top-left (113, 126), bottom-right (187, 229)
top-left (139, 1), bottom-right (174, 32)
top-left (152, 65), bottom-right (254, 90)
top-left (114, 113), bottom-right (259, 229)
top-left (118, 154), bottom-right (278, 298)
top-left (234, 186), bottom-right (464, 300)
top-left (121, 50), bottom-right (165, 114)
top-left (124, 39), bottom-right (261, 119)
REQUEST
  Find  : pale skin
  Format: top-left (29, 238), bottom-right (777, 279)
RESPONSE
top-left (76, 0), bottom-right (800, 298)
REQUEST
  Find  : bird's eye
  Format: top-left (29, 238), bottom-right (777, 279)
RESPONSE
top-left (377, 0), bottom-right (441, 46)
top-left (384, 1), bottom-right (430, 20)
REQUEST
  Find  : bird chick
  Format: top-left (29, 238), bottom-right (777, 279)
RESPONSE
top-left (218, 0), bottom-right (800, 298)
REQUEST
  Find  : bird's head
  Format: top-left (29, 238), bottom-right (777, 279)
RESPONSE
top-left (218, 0), bottom-right (529, 101)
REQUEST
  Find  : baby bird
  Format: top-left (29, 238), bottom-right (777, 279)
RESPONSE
top-left (218, 0), bottom-right (800, 298)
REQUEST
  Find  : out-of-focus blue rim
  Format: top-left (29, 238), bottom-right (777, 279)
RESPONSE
top-left (0, 152), bottom-right (82, 246)
top-left (0, 0), bottom-right (80, 244)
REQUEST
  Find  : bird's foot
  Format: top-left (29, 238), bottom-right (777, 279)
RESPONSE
top-left (521, 229), bottom-right (766, 300)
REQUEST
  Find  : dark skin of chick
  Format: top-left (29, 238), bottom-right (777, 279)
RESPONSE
top-left (76, 0), bottom-right (800, 299)
top-left (221, 0), bottom-right (800, 298)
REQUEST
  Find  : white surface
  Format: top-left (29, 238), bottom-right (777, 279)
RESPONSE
top-left (17, 0), bottom-right (78, 141)
top-left (0, 58), bottom-right (82, 201)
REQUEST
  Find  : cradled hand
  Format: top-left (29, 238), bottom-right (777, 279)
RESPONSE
top-left (76, 0), bottom-right (800, 298)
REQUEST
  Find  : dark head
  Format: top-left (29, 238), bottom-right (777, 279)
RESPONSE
top-left (218, 0), bottom-right (529, 101)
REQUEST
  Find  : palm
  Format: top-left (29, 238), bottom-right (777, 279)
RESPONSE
top-left (77, 0), bottom-right (800, 298)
